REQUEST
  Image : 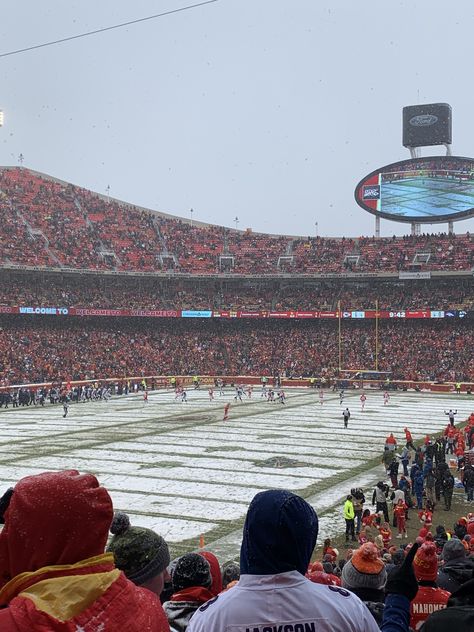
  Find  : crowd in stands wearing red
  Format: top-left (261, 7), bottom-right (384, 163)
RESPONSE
top-left (0, 317), bottom-right (472, 384)
top-left (1, 274), bottom-right (473, 313)
top-left (1, 168), bottom-right (473, 274)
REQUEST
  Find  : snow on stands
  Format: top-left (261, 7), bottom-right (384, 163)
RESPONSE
top-left (0, 386), bottom-right (471, 557)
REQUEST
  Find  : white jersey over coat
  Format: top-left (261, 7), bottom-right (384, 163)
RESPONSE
top-left (187, 571), bottom-right (380, 632)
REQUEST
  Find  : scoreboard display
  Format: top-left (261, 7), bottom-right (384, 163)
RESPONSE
top-left (355, 156), bottom-right (474, 223)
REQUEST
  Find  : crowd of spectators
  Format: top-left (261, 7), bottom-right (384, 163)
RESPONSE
top-left (329, 416), bottom-right (474, 630)
top-left (1, 167), bottom-right (473, 275)
top-left (2, 468), bottom-right (474, 630)
top-left (3, 166), bottom-right (474, 631)
top-left (1, 273), bottom-right (473, 312)
top-left (357, 234), bottom-right (473, 273)
top-left (0, 316), bottom-right (472, 385)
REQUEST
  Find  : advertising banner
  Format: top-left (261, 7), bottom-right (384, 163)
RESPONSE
top-left (399, 271), bottom-right (431, 280)
top-left (3, 305), bottom-right (470, 320)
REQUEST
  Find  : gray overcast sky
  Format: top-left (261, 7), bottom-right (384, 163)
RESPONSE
top-left (2, 0), bottom-right (474, 237)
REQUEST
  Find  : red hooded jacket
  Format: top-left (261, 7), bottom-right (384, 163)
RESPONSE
top-left (198, 551), bottom-right (223, 596)
top-left (0, 470), bottom-right (169, 632)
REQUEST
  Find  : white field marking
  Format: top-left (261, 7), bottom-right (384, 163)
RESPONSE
top-left (97, 472), bottom-right (264, 503)
top-left (110, 490), bottom-right (246, 521)
top-left (58, 447), bottom-right (358, 470)
top-left (26, 454), bottom-right (350, 479)
top-left (116, 512), bottom-right (219, 542)
top-left (19, 455), bottom-right (324, 489)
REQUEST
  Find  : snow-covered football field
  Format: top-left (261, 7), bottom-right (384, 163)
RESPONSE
top-left (0, 388), bottom-right (471, 560)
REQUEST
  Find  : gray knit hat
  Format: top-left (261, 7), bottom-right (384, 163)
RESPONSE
top-left (221, 561), bottom-right (240, 588)
top-left (341, 542), bottom-right (387, 591)
top-left (442, 538), bottom-right (466, 562)
top-left (106, 512), bottom-right (170, 585)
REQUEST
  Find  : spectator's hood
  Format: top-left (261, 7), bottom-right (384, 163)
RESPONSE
top-left (447, 575), bottom-right (474, 607)
top-left (0, 470), bottom-right (113, 588)
top-left (240, 489), bottom-right (318, 576)
top-left (198, 550), bottom-right (222, 596)
top-left (441, 557), bottom-right (474, 581)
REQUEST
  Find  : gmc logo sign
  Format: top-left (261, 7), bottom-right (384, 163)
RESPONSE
top-left (362, 185), bottom-right (380, 200)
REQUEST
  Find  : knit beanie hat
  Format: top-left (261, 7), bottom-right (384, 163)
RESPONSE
top-left (172, 553), bottom-right (212, 592)
top-left (414, 542), bottom-right (438, 581)
top-left (341, 543), bottom-right (387, 591)
top-left (221, 561), bottom-right (240, 588)
top-left (106, 512), bottom-right (170, 585)
top-left (442, 538), bottom-right (466, 562)
top-left (419, 527), bottom-right (430, 540)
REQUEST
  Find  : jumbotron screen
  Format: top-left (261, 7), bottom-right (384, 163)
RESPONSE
top-left (355, 156), bottom-right (474, 223)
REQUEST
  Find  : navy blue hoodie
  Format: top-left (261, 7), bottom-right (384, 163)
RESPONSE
top-left (240, 489), bottom-right (318, 576)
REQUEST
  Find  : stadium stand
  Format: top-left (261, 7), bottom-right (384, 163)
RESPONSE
top-left (1, 167), bottom-right (473, 274)
top-left (0, 317), bottom-right (472, 384)
top-left (1, 274), bottom-right (473, 312)
top-left (3, 167), bottom-right (474, 632)
top-left (1, 166), bottom-right (474, 388)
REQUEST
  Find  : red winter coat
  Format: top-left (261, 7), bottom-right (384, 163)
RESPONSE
top-left (0, 470), bottom-right (169, 632)
top-left (322, 546), bottom-right (338, 562)
top-left (306, 570), bottom-right (341, 586)
top-left (0, 554), bottom-right (168, 632)
top-left (444, 426), bottom-right (455, 438)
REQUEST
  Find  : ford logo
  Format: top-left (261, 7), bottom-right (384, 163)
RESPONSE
top-left (409, 114), bottom-right (438, 127)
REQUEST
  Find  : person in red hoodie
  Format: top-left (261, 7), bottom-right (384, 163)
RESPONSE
top-left (198, 551), bottom-right (223, 596)
top-left (444, 425), bottom-right (456, 455)
top-left (386, 433), bottom-right (398, 451)
top-left (411, 542), bottom-right (450, 630)
top-left (405, 427), bottom-right (416, 451)
top-left (0, 470), bottom-right (169, 631)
